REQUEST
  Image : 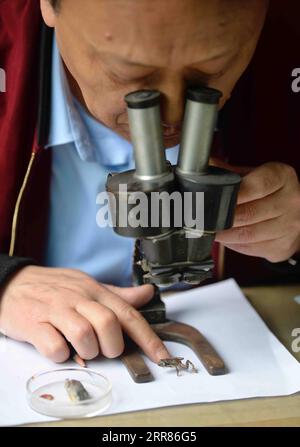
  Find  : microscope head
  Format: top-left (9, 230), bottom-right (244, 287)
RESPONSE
top-left (106, 87), bottom-right (241, 287)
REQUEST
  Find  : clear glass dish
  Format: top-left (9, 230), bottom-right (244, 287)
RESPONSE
top-left (26, 367), bottom-right (112, 419)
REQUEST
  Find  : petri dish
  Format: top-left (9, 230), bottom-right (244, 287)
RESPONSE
top-left (26, 367), bottom-right (112, 419)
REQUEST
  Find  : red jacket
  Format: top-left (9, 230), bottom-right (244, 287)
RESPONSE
top-left (0, 0), bottom-right (299, 285)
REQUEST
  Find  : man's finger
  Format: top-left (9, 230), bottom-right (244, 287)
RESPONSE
top-left (209, 157), bottom-right (253, 175)
top-left (49, 308), bottom-right (99, 360)
top-left (237, 162), bottom-right (289, 205)
top-left (29, 322), bottom-right (70, 363)
top-left (102, 283), bottom-right (155, 307)
top-left (233, 190), bottom-right (285, 227)
top-left (92, 288), bottom-right (170, 363)
top-left (222, 234), bottom-right (296, 262)
top-left (216, 215), bottom-right (289, 245)
top-left (75, 300), bottom-right (124, 358)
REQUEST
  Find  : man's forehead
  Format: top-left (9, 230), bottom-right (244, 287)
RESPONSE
top-left (62, 0), bottom-right (262, 68)
top-left (86, 15), bottom-right (238, 69)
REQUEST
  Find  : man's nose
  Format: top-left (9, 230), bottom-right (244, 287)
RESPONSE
top-left (158, 74), bottom-right (186, 126)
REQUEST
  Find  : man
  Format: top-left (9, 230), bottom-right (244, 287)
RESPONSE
top-left (0, 0), bottom-right (299, 365)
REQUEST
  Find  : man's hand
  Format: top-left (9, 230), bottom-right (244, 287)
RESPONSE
top-left (213, 160), bottom-right (300, 262)
top-left (0, 266), bottom-right (170, 363)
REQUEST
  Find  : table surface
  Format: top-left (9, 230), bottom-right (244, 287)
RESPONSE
top-left (27, 282), bottom-right (300, 427)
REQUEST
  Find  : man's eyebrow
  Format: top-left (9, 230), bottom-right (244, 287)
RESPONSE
top-left (191, 51), bottom-right (232, 65)
top-left (98, 51), bottom-right (156, 68)
top-left (98, 50), bottom-right (232, 69)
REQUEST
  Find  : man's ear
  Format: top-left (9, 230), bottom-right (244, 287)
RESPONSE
top-left (40, 0), bottom-right (57, 28)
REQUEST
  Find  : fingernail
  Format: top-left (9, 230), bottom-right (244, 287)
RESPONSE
top-left (73, 354), bottom-right (86, 368)
top-left (156, 347), bottom-right (170, 363)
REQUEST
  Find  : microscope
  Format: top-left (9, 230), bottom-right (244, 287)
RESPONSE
top-left (106, 86), bottom-right (241, 382)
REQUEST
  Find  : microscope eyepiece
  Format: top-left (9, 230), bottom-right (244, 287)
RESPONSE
top-left (125, 89), bottom-right (167, 179)
top-left (186, 86), bottom-right (222, 104)
top-left (177, 86), bottom-right (222, 175)
top-left (125, 90), bottom-right (161, 109)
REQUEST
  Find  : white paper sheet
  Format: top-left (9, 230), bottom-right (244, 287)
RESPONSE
top-left (0, 278), bottom-right (300, 426)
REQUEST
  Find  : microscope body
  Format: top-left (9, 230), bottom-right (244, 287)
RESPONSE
top-left (106, 88), bottom-right (241, 288)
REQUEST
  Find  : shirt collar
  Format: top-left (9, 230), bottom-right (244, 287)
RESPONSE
top-left (46, 34), bottom-right (133, 167)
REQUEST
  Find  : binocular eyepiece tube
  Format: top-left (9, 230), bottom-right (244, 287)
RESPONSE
top-left (177, 87), bottom-right (222, 174)
top-left (125, 86), bottom-right (222, 178)
top-left (125, 90), bottom-right (168, 180)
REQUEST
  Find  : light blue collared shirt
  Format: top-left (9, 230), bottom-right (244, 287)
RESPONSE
top-left (43, 37), bottom-right (179, 286)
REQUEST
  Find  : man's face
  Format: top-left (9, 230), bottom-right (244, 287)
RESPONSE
top-left (41, 0), bottom-right (268, 148)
